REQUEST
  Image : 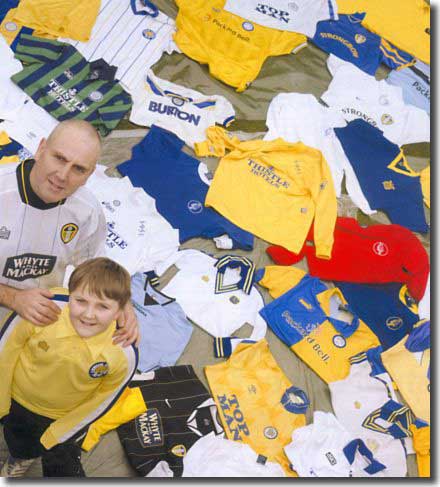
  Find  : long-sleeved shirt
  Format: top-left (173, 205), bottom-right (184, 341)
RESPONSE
top-left (0, 288), bottom-right (138, 449)
top-left (195, 127), bottom-right (337, 258)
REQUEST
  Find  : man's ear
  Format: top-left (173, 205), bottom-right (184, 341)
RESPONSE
top-left (35, 138), bottom-right (47, 161)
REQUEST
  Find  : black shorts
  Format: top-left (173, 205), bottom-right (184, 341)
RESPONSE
top-left (2, 400), bottom-right (85, 477)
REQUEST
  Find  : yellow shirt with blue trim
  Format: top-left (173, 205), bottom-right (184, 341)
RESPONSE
top-left (381, 319), bottom-right (430, 424)
top-left (6, 0), bottom-right (100, 42)
top-left (258, 266), bottom-right (380, 383)
top-left (195, 127), bottom-right (337, 258)
top-left (336, 0), bottom-right (430, 64)
top-left (205, 339), bottom-right (308, 475)
top-left (0, 288), bottom-right (138, 450)
top-left (174, 0), bottom-right (307, 92)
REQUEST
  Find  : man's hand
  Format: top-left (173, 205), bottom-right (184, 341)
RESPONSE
top-left (113, 301), bottom-right (140, 347)
top-left (11, 288), bottom-right (61, 326)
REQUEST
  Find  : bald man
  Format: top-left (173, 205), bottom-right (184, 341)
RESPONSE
top-left (0, 120), bottom-right (139, 346)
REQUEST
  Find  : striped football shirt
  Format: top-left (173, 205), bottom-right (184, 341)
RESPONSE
top-left (60, 0), bottom-right (178, 95)
top-left (11, 34), bottom-right (132, 136)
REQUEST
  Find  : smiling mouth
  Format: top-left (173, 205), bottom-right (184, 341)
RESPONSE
top-left (80, 319), bottom-right (96, 327)
top-left (48, 180), bottom-right (65, 192)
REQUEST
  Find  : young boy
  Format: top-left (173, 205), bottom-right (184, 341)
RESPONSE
top-left (0, 257), bottom-right (138, 477)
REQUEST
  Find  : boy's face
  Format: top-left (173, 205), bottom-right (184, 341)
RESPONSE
top-left (69, 286), bottom-right (122, 338)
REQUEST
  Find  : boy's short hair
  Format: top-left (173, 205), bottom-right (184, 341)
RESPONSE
top-left (68, 258), bottom-right (131, 308)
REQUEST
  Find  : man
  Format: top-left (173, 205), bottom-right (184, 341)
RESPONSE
top-left (0, 120), bottom-right (138, 346)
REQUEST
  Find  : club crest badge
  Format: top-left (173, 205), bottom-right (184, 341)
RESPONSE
top-left (89, 361), bottom-right (109, 378)
top-left (61, 223), bottom-right (79, 244)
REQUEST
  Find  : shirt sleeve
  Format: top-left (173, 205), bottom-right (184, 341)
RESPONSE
top-left (400, 106), bottom-right (430, 145)
top-left (81, 386), bottom-right (146, 452)
top-left (40, 346), bottom-right (138, 450)
top-left (211, 95), bottom-right (235, 127)
top-left (13, 34), bottom-right (64, 64)
top-left (0, 314), bottom-right (34, 418)
top-left (309, 153), bottom-right (337, 259)
top-left (96, 91), bottom-right (133, 137)
top-left (379, 38), bottom-right (415, 71)
top-left (257, 265), bottom-right (307, 299)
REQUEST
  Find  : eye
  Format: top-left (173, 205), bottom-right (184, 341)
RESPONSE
top-left (74, 166), bottom-right (87, 174)
top-left (98, 304), bottom-right (109, 310)
top-left (75, 297), bottom-right (85, 303)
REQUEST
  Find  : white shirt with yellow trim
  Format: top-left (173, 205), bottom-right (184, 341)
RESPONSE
top-left (322, 55), bottom-right (430, 147)
top-left (130, 70), bottom-right (235, 149)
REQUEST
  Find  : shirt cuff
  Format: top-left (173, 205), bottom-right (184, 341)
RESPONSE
top-left (40, 428), bottom-right (59, 450)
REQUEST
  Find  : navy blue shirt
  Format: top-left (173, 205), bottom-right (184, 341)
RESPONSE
top-left (117, 125), bottom-right (254, 249)
top-left (334, 119), bottom-right (429, 233)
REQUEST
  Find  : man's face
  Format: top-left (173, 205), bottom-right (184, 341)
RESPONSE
top-left (69, 285), bottom-right (121, 339)
top-left (30, 128), bottom-right (99, 203)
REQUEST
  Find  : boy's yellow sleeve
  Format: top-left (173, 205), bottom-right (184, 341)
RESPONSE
top-left (40, 360), bottom-right (131, 450)
top-left (0, 314), bottom-right (34, 418)
top-left (81, 386), bottom-right (146, 452)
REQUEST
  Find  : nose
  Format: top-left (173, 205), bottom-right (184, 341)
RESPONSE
top-left (83, 305), bottom-right (96, 320)
top-left (56, 164), bottom-right (70, 182)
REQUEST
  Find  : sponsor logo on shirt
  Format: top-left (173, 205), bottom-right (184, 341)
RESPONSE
top-left (248, 160), bottom-right (290, 189)
top-left (2, 253), bottom-right (56, 281)
top-left (319, 33), bottom-right (359, 59)
top-left (60, 223), bottom-right (79, 244)
top-left (47, 80), bottom-right (88, 113)
top-left (106, 221), bottom-right (128, 249)
top-left (282, 311), bottom-right (331, 362)
top-left (385, 316), bottom-right (403, 330)
top-left (341, 108), bottom-right (377, 127)
top-left (412, 81), bottom-right (430, 100)
top-left (135, 409), bottom-right (164, 447)
top-left (89, 361), bottom-right (109, 378)
top-left (148, 101), bottom-right (201, 126)
top-left (217, 393), bottom-right (250, 441)
top-left (211, 18), bottom-right (250, 42)
top-left (255, 3), bottom-right (290, 23)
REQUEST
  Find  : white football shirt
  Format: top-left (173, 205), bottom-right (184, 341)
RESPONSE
top-left (60, 0), bottom-right (178, 95)
top-left (329, 350), bottom-right (408, 477)
top-left (223, 0), bottom-right (338, 37)
top-left (183, 434), bottom-right (285, 477)
top-left (264, 92), bottom-right (373, 214)
top-left (285, 411), bottom-right (386, 477)
top-left (161, 249), bottom-right (267, 342)
top-left (85, 165), bottom-right (179, 275)
top-left (130, 70), bottom-right (235, 148)
top-left (0, 161), bottom-right (106, 322)
top-left (322, 56), bottom-right (430, 147)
